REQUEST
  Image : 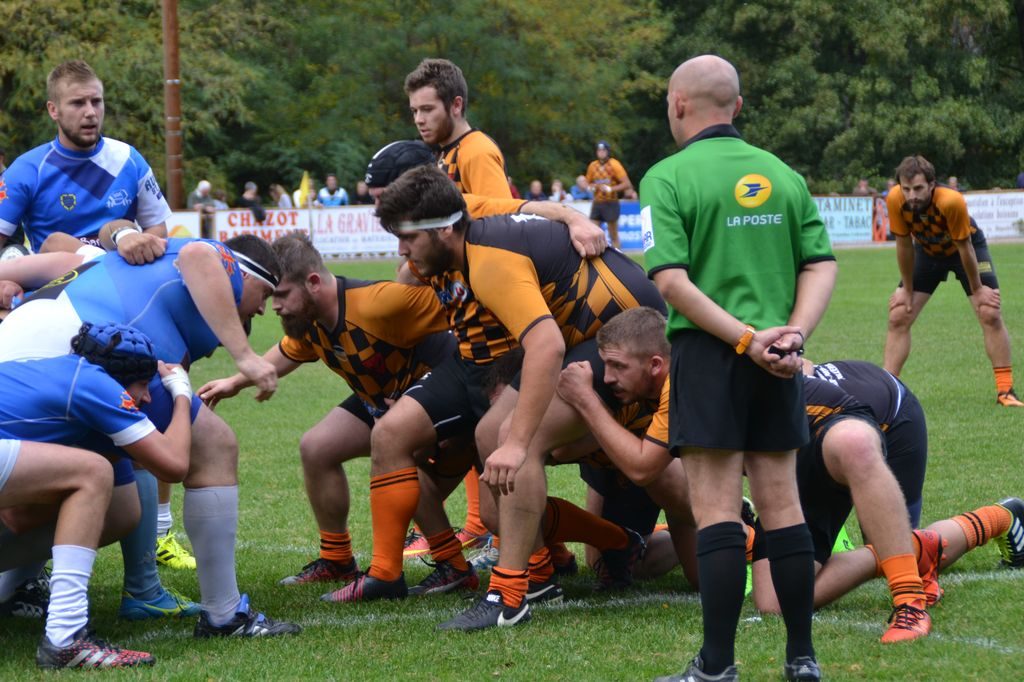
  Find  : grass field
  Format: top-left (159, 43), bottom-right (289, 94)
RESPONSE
top-left (1, 243), bottom-right (1022, 680)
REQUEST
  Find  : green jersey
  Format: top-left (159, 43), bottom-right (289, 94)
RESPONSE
top-left (641, 125), bottom-right (834, 338)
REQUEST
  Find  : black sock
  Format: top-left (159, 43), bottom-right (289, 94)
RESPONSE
top-left (765, 523), bottom-right (816, 662)
top-left (695, 522), bottom-right (747, 674)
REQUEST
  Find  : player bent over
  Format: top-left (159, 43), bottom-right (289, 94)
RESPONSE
top-left (199, 233), bottom-right (468, 594)
top-left (0, 322), bottom-right (194, 668)
top-left (0, 236), bottom-right (300, 638)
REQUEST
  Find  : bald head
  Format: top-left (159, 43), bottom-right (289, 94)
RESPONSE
top-left (666, 55), bottom-right (742, 145)
top-left (670, 55), bottom-right (740, 111)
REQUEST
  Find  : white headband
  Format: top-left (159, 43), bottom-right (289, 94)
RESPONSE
top-left (234, 252), bottom-right (279, 289)
top-left (396, 211), bottom-right (463, 233)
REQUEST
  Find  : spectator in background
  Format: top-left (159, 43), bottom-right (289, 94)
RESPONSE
top-left (852, 178), bottom-right (877, 196)
top-left (507, 176), bottom-right (521, 199)
top-left (570, 174), bottom-right (593, 200)
top-left (352, 180), bottom-right (374, 205)
top-left (585, 140), bottom-right (632, 248)
top-left (0, 148), bottom-right (6, 174)
top-left (187, 180), bottom-right (217, 216)
top-left (528, 178), bottom-right (552, 199)
top-left (212, 188), bottom-right (229, 210)
top-left (269, 183), bottom-right (293, 209)
top-left (293, 179), bottom-right (317, 209)
top-left (548, 179), bottom-right (571, 203)
top-left (1016, 171), bottom-right (1024, 189)
top-left (947, 176), bottom-right (962, 192)
top-left (525, 179), bottom-right (547, 201)
top-left (317, 173), bottom-right (349, 206)
top-left (882, 179), bottom-right (896, 198)
top-left (237, 181), bottom-right (266, 223)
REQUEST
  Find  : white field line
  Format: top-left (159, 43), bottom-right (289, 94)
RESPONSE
top-left (121, 567), bottom-right (1022, 655)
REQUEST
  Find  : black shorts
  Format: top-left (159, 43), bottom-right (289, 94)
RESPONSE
top-left (590, 201), bottom-right (621, 225)
top-left (668, 330), bottom-right (808, 452)
top-left (579, 461), bottom-right (660, 537)
top-left (339, 394), bottom-right (375, 430)
top-left (510, 337), bottom-right (621, 409)
top-left (883, 391), bottom-right (928, 528)
top-left (404, 352), bottom-right (492, 441)
top-left (795, 411), bottom-right (886, 563)
top-left (904, 229), bottom-right (999, 295)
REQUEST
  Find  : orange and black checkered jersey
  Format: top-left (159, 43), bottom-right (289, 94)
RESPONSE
top-left (438, 129), bottom-right (511, 199)
top-left (887, 185), bottom-right (976, 258)
top-left (585, 157), bottom-right (628, 202)
top-left (278, 277), bottom-right (449, 413)
top-left (459, 214), bottom-right (663, 357)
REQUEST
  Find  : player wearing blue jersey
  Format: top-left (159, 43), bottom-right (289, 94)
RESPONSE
top-left (0, 235), bottom-right (301, 639)
top-left (0, 61), bottom-right (168, 265)
top-left (0, 322), bottom-right (192, 669)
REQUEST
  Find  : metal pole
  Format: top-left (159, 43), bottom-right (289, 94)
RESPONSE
top-left (162, 0), bottom-right (183, 209)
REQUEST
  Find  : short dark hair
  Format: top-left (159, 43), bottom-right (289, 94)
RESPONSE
top-left (225, 234), bottom-right (281, 282)
top-left (404, 58), bottom-right (468, 112)
top-left (895, 155), bottom-right (936, 184)
top-left (47, 60), bottom-right (101, 102)
top-left (375, 165), bottom-right (468, 236)
top-left (272, 233), bottom-right (329, 284)
top-left (596, 307), bottom-right (670, 358)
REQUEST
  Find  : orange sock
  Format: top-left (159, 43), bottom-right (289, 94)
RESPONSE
top-left (880, 553), bottom-right (926, 607)
top-left (427, 529), bottom-right (469, 571)
top-left (542, 497), bottom-right (628, 551)
top-left (745, 525), bottom-right (755, 563)
top-left (995, 366), bottom-right (1014, 394)
top-left (489, 567), bottom-right (528, 608)
top-left (367, 467), bottom-right (419, 582)
top-left (319, 529), bottom-right (353, 565)
top-left (952, 505), bottom-right (1013, 550)
top-left (461, 472), bottom-right (489, 537)
top-left (528, 547), bottom-right (554, 583)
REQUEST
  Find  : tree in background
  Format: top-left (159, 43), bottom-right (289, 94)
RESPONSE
top-left (3, 0), bottom-right (1024, 198)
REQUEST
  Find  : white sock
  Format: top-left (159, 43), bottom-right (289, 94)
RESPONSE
top-left (156, 502), bottom-right (173, 537)
top-left (45, 545), bottom-right (96, 648)
top-left (183, 486), bottom-right (240, 625)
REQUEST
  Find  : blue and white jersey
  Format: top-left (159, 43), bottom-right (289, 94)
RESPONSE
top-left (0, 136), bottom-right (172, 251)
top-left (0, 238), bottom-right (243, 366)
top-left (0, 354), bottom-right (155, 447)
top-left (317, 186), bottom-right (349, 206)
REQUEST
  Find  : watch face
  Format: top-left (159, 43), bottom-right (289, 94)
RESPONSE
top-left (0, 243), bottom-right (29, 262)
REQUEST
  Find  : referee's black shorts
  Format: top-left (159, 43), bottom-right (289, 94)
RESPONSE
top-left (668, 329), bottom-right (808, 453)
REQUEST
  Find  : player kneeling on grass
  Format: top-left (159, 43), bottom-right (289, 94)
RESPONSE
top-left (0, 322), bottom-right (194, 668)
top-left (553, 307), bottom-right (702, 588)
top-left (750, 373), bottom-right (932, 643)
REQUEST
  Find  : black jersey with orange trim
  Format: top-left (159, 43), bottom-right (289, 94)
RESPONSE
top-left (887, 185), bottom-right (976, 258)
top-left (812, 360), bottom-right (906, 431)
top-left (278, 276), bottom-right (451, 415)
top-left (802, 375), bottom-right (876, 438)
top-left (437, 129), bottom-right (511, 200)
top-left (459, 214), bottom-right (665, 359)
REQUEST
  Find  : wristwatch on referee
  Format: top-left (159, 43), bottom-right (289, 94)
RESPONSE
top-left (734, 325), bottom-right (755, 355)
